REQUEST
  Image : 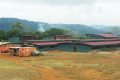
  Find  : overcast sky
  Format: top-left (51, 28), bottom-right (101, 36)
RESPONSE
top-left (0, 0), bottom-right (120, 25)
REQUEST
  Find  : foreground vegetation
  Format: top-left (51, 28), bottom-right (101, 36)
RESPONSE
top-left (0, 51), bottom-right (120, 80)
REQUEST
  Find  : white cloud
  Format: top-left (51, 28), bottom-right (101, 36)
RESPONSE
top-left (0, 0), bottom-right (120, 25)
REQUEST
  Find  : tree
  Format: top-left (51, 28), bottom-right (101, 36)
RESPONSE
top-left (8, 22), bottom-right (24, 38)
top-left (0, 30), bottom-right (6, 41)
top-left (46, 28), bottom-right (67, 36)
top-left (66, 29), bottom-right (81, 39)
top-left (12, 22), bottom-right (23, 30)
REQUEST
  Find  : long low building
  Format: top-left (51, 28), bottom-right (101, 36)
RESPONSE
top-left (86, 33), bottom-right (119, 39)
top-left (30, 38), bottom-right (120, 52)
top-left (82, 41), bottom-right (120, 46)
top-left (20, 33), bottom-right (120, 52)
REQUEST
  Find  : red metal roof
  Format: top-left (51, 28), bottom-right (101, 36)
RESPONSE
top-left (32, 42), bottom-right (63, 46)
top-left (82, 41), bottom-right (120, 46)
top-left (97, 33), bottom-right (118, 38)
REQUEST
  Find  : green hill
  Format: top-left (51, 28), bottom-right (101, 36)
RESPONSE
top-left (0, 18), bottom-right (103, 34)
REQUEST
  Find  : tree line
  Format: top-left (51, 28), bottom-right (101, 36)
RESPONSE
top-left (0, 22), bottom-right (70, 41)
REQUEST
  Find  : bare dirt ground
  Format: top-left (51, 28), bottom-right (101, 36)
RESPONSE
top-left (0, 50), bottom-right (120, 80)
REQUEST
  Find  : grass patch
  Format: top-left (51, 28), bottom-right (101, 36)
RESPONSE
top-left (0, 59), bottom-right (41, 80)
top-left (0, 51), bottom-right (120, 80)
top-left (24, 60), bottom-right (73, 68)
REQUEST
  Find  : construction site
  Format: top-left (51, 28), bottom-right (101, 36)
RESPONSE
top-left (1, 0), bottom-right (120, 79)
top-left (0, 33), bottom-right (120, 80)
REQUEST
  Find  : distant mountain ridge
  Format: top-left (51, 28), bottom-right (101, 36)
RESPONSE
top-left (0, 18), bottom-right (41, 31)
top-left (90, 25), bottom-right (120, 33)
top-left (0, 18), bottom-right (103, 34)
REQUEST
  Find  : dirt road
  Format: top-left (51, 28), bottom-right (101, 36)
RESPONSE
top-left (0, 54), bottom-right (71, 80)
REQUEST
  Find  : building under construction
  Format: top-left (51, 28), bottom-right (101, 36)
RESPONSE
top-left (24, 34), bottom-right (120, 52)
